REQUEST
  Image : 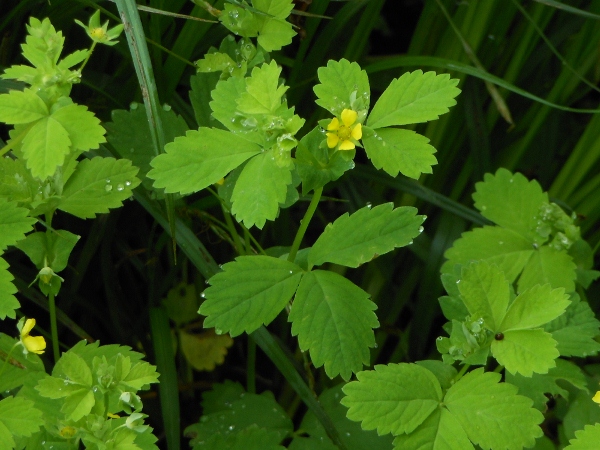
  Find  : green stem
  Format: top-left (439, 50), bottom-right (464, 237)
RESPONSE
top-left (247, 337), bottom-right (256, 394)
top-left (222, 204), bottom-right (244, 255)
top-left (78, 41), bottom-right (97, 74)
top-left (453, 363), bottom-right (470, 383)
top-left (0, 343), bottom-right (19, 379)
top-left (48, 292), bottom-right (60, 364)
top-left (244, 228), bottom-right (251, 255)
top-left (494, 364), bottom-right (504, 373)
top-left (288, 187), bottom-right (323, 264)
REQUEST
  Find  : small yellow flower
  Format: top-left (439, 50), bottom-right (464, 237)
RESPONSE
top-left (19, 318), bottom-right (46, 355)
top-left (90, 27), bottom-right (107, 40)
top-left (326, 109), bottom-right (363, 151)
top-left (593, 391), bottom-right (600, 404)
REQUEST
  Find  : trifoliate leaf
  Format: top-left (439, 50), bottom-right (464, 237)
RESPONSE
top-left (0, 199), bottom-right (35, 250)
top-left (341, 363), bottom-right (442, 435)
top-left (210, 76), bottom-right (247, 131)
top-left (308, 203), bottom-right (424, 269)
top-left (367, 71), bottom-right (459, 129)
top-left (313, 59), bottom-right (370, 116)
top-left (565, 424), bottom-right (600, 449)
top-left (442, 226), bottom-right (534, 283)
top-left (67, 340), bottom-right (144, 367)
top-left (545, 300), bottom-right (600, 357)
top-left (362, 127), bottom-right (437, 179)
top-left (200, 256), bottom-right (303, 336)
top-left (230, 151), bottom-right (292, 229)
top-left (506, 359), bottom-right (588, 411)
top-left (295, 384), bottom-right (394, 450)
top-left (0, 257), bottom-right (19, 319)
top-left (391, 408), bottom-right (474, 450)
top-left (499, 284), bottom-right (570, 331)
top-left (518, 245), bottom-right (576, 293)
top-left (179, 329), bottom-right (234, 371)
top-left (444, 368), bottom-right (543, 450)
top-left (59, 157), bottom-right (141, 219)
top-left (0, 89), bottom-right (48, 124)
top-left (491, 329), bottom-right (559, 376)
top-left (148, 128), bottom-right (260, 195)
top-left (473, 168), bottom-right (548, 244)
top-left (21, 115), bottom-right (71, 179)
top-left (457, 261), bottom-right (510, 331)
top-left (237, 61), bottom-right (288, 115)
top-left (289, 270), bottom-right (379, 380)
top-left (50, 103), bottom-right (106, 151)
top-left (0, 397), bottom-right (43, 447)
top-left (415, 360), bottom-right (458, 391)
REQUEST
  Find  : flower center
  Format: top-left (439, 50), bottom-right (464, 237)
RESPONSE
top-left (337, 125), bottom-right (352, 140)
top-left (91, 27), bottom-right (106, 39)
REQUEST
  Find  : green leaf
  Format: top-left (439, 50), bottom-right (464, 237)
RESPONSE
top-left (210, 76), bottom-right (248, 131)
top-left (21, 116), bottom-right (71, 179)
top-left (499, 284), bottom-right (570, 331)
top-left (200, 255), bottom-right (303, 336)
top-left (341, 363), bottom-right (442, 435)
top-left (120, 361), bottom-right (160, 390)
top-left (253, 0), bottom-right (294, 19)
top-left (491, 329), bottom-right (559, 376)
top-left (34, 375), bottom-right (83, 399)
top-left (506, 359), bottom-right (588, 411)
top-left (391, 408), bottom-right (474, 450)
top-left (563, 389), bottom-right (600, 442)
top-left (0, 89), bottom-right (48, 124)
top-left (415, 360), bottom-right (458, 391)
top-left (457, 261), bottom-right (510, 331)
top-left (0, 397), bottom-right (43, 446)
top-left (61, 388), bottom-right (95, 421)
top-left (565, 423), bottom-right (600, 449)
top-left (237, 61), bottom-right (288, 115)
top-left (442, 226), bottom-right (534, 283)
top-left (444, 368), bottom-right (543, 449)
top-left (0, 336), bottom-right (45, 393)
top-left (50, 103), bottom-right (106, 151)
top-left (193, 426), bottom-right (285, 450)
top-left (518, 246), bottom-right (577, 293)
top-left (190, 72), bottom-right (221, 128)
top-left (256, 17), bottom-right (296, 53)
top-left (308, 203), bottom-right (424, 269)
top-left (59, 157), bottom-right (141, 219)
top-left (15, 230), bottom-right (79, 272)
top-left (196, 52), bottom-right (238, 74)
top-left (545, 299), bottom-right (600, 357)
top-left (289, 270), bottom-right (379, 380)
top-left (473, 168), bottom-right (548, 244)
top-left (0, 199), bottom-right (35, 251)
top-left (362, 127), bottom-right (437, 179)
top-left (313, 59), bottom-right (370, 116)
top-left (54, 351), bottom-right (93, 386)
top-left (0, 156), bottom-right (38, 203)
top-left (0, 257), bottom-right (19, 319)
top-left (367, 70), bottom-right (460, 129)
top-left (148, 128), bottom-right (260, 195)
top-left (201, 381), bottom-right (246, 414)
top-left (230, 152), bottom-right (292, 229)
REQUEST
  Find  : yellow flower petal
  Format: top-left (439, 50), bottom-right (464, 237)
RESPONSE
top-left (351, 123), bottom-right (362, 140)
top-left (327, 117), bottom-right (340, 131)
top-left (593, 391), bottom-right (600, 404)
top-left (326, 133), bottom-right (339, 148)
top-left (23, 335), bottom-right (46, 354)
top-left (341, 109), bottom-right (358, 127)
top-left (338, 139), bottom-right (356, 151)
top-left (21, 318), bottom-right (36, 337)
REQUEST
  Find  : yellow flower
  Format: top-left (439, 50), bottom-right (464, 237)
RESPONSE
top-left (593, 391), bottom-right (600, 404)
top-left (326, 109), bottom-right (362, 151)
top-left (19, 318), bottom-right (46, 355)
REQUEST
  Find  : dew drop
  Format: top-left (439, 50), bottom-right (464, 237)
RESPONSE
top-left (116, 183), bottom-right (124, 191)
top-left (163, 104), bottom-right (172, 111)
top-left (125, 180), bottom-right (132, 186)
top-left (228, 425), bottom-right (235, 431)
top-left (105, 178), bottom-right (111, 183)
top-left (498, 241), bottom-right (503, 245)
top-left (105, 184), bottom-right (113, 192)
top-left (365, 202), bottom-right (372, 208)
top-left (200, 292), bottom-right (206, 298)
top-left (130, 102), bottom-right (138, 110)
top-left (346, 432), bottom-right (351, 437)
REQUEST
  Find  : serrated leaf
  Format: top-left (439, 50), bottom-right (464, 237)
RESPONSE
top-left (491, 329), bottom-right (559, 376)
top-left (289, 270), bottom-right (379, 380)
top-left (457, 261), bottom-right (510, 331)
top-left (253, 0), bottom-right (294, 19)
top-left (51, 103), bottom-right (106, 151)
top-left (54, 351), bottom-right (93, 386)
top-left (201, 380), bottom-right (245, 414)
top-left (473, 168), bottom-right (548, 243)
top-left (21, 116), bottom-right (71, 179)
top-left (210, 76), bottom-right (247, 130)
top-left (362, 127), bottom-right (437, 179)
top-left (59, 157), bottom-right (140, 218)
top-left (179, 329), bottom-right (234, 371)
top-left (0, 89), bottom-right (48, 124)
top-left (563, 390), bottom-right (600, 442)
top-left (67, 340), bottom-right (144, 367)
top-left (61, 388), bottom-right (95, 421)
top-left (308, 203), bottom-right (424, 268)
top-left (545, 300), bottom-right (600, 357)
top-left (190, 72), bottom-right (221, 128)
top-left (442, 226), bottom-right (534, 283)
top-left (367, 71), bottom-right (460, 129)
top-left (148, 128), bottom-right (260, 195)
top-left (341, 363), bottom-right (442, 435)
top-left (200, 255), bottom-right (303, 336)
top-left (518, 245), bottom-right (577, 293)
top-left (0, 397), bottom-right (43, 444)
top-left (162, 282), bottom-right (200, 326)
top-left (120, 361), bottom-right (160, 390)
top-left (444, 368), bottom-right (543, 450)
top-left (392, 408), bottom-right (474, 450)
top-left (415, 360), bottom-right (458, 391)
top-left (16, 229), bottom-right (79, 273)
top-left (230, 151), bottom-right (292, 229)
top-left (0, 199), bottom-right (35, 250)
top-left (0, 156), bottom-right (38, 202)
top-left (196, 52), bottom-right (238, 73)
top-left (0, 257), bottom-right (19, 319)
top-left (564, 423), bottom-right (600, 449)
top-left (0, 335), bottom-right (45, 392)
top-left (500, 284), bottom-right (570, 331)
top-left (237, 61), bottom-right (288, 115)
top-left (313, 59), bottom-right (370, 116)
top-left (256, 17), bottom-right (296, 52)
top-left (35, 375), bottom-right (83, 399)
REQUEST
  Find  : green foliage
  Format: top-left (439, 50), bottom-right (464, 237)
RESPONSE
top-left (0, 396), bottom-right (44, 450)
top-left (564, 424), bottom-right (600, 450)
top-left (313, 59), bottom-right (370, 117)
top-left (0, 257), bottom-right (19, 319)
